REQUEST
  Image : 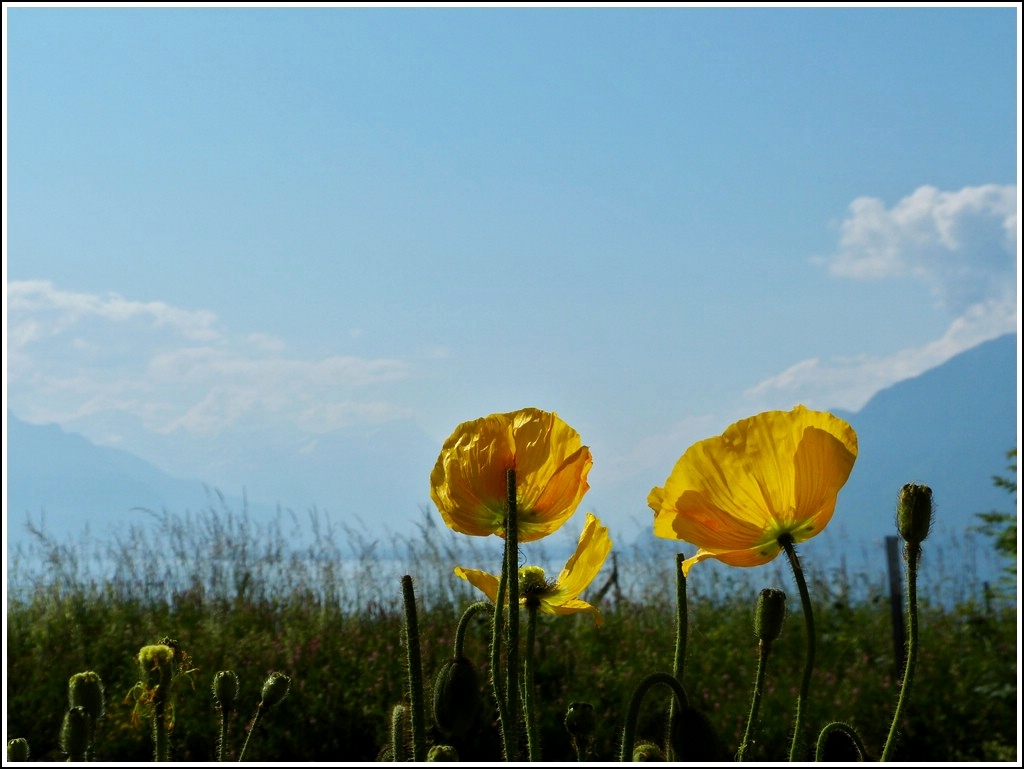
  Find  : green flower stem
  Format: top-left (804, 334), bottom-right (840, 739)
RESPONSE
top-left (664, 553), bottom-right (689, 760)
top-left (237, 704), bottom-right (263, 762)
top-left (455, 602), bottom-right (492, 659)
top-left (504, 467), bottom-right (522, 761)
top-left (881, 542), bottom-right (921, 762)
top-left (619, 672), bottom-right (689, 762)
top-left (737, 639), bottom-right (773, 761)
top-left (217, 707), bottom-right (229, 762)
top-left (390, 703), bottom-right (407, 763)
top-left (401, 575), bottom-right (427, 763)
top-left (153, 699), bottom-right (169, 762)
top-left (672, 553), bottom-right (688, 684)
top-left (781, 535), bottom-right (816, 762)
top-left (523, 603), bottom-right (540, 761)
top-left (490, 551), bottom-right (514, 761)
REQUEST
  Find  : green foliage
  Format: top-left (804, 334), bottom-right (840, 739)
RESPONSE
top-left (5, 503), bottom-right (1018, 761)
top-left (972, 448), bottom-right (1018, 595)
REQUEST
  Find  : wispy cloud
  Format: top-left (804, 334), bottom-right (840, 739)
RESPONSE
top-left (752, 183), bottom-right (1018, 412)
top-left (6, 281), bottom-right (414, 436)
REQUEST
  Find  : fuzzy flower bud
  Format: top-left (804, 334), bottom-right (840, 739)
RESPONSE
top-left (212, 670), bottom-right (239, 712)
top-left (60, 707), bottom-right (89, 760)
top-left (633, 742), bottom-right (666, 761)
top-left (897, 483), bottom-right (933, 546)
top-left (754, 588), bottom-right (787, 645)
top-left (7, 738), bottom-right (30, 763)
top-left (564, 701), bottom-right (596, 740)
top-left (138, 644), bottom-right (175, 694)
top-left (260, 672), bottom-right (291, 708)
top-left (68, 671), bottom-right (105, 721)
top-left (432, 657), bottom-right (480, 736)
top-left (427, 744), bottom-right (459, 761)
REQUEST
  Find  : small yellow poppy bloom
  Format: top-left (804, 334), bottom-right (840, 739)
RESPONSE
top-left (454, 513), bottom-right (612, 625)
top-left (431, 407), bottom-right (593, 542)
top-left (649, 405), bottom-right (858, 576)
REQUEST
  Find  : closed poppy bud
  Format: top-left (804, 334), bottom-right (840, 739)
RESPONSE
top-left (633, 742), bottom-right (666, 761)
top-left (7, 738), bottom-right (30, 763)
top-left (897, 483), bottom-right (933, 546)
top-left (432, 658), bottom-right (479, 736)
top-left (68, 671), bottom-right (105, 721)
top-left (564, 701), bottom-right (596, 739)
top-left (60, 707), bottom-right (89, 761)
top-left (260, 672), bottom-right (291, 708)
top-left (213, 670), bottom-right (239, 712)
top-left (137, 644), bottom-right (175, 693)
top-left (754, 588), bottom-right (787, 645)
top-left (427, 745), bottom-right (459, 761)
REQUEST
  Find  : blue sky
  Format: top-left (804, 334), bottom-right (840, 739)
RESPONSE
top-left (4, 6), bottom-right (1020, 541)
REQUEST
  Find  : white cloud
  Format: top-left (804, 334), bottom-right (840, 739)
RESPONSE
top-left (6, 281), bottom-right (415, 438)
top-left (752, 182), bottom-right (1020, 413)
top-left (821, 183), bottom-right (1017, 316)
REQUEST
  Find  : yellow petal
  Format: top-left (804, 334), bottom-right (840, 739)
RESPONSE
top-left (652, 406), bottom-right (857, 569)
top-left (550, 513), bottom-right (612, 602)
top-left (540, 597), bottom-right (604, 627)
top-left (453, 566), bottom-right (501, 603)
top-left (431, 408), bottom-right (592, 542)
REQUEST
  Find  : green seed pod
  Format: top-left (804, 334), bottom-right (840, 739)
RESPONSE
top-left (60, 706), bottom-right (89, 761)
top-left (212, 670), bottom-right (239, 712)
top-left (7, 738), bottom-right (30, 762)
top-left (432, 657), bottom-right (480, 736)
top-left (260, 672), bottom-right (291, 708)
top-left (632, 742), bottom-right (666, 761)
top-left (564, 701), bottom-right (596, 740)
top-left (754, 588), bottom-right (787, 645)
top-left (897, 483), bottom-right (933, 545)
top-left (68, 671), bottom-right (105, 722)
top-left (427, 744), bottom-right (459, 761)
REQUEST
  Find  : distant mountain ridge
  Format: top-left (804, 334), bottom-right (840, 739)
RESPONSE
top-left (831, 332), bottom-right (1017, 548)
top-left (6, 333), bottom-right (1018, 591)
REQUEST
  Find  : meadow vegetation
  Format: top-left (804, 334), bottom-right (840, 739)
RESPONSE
top-left (5, 494), bottom-right (1017, 762)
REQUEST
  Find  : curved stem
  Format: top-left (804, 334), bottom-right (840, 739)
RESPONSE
top-left (401, 575), bottom-right (427, 763)
top-left (881, 543), bottom-right (921, 761)
top-left (523, 603), bottom-right (540, 761)
top-left (816, 721), bottom-right (868, 761)
top-left (781, 536), bottom-right (815, 762)
top-left (454, 602), bottom-right (492, 659)
top-left (504, 468), bottom-right (522, 761)
top-left (619, 672), bottom-right (689, 762)
top-left (736, 640), bottom-right (772, 761)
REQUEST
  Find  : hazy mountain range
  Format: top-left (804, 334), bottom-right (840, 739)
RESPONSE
top-left (5, 333), bottom-right (1018, 591)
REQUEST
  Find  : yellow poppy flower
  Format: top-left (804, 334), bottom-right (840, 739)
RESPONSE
top-left (648, 405), bottom-right (858, 576)
top-left (430, 407), bottom-right (593, 542)
top-left (454, 513), bottom-right (612, 625)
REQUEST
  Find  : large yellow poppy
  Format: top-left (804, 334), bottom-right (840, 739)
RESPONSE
top-left (649, 405), bottom-right (858, 576)
top-left (455, 513), bottom-right (612, 625)
top-left (430, 408), bottom-right (593, 542)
